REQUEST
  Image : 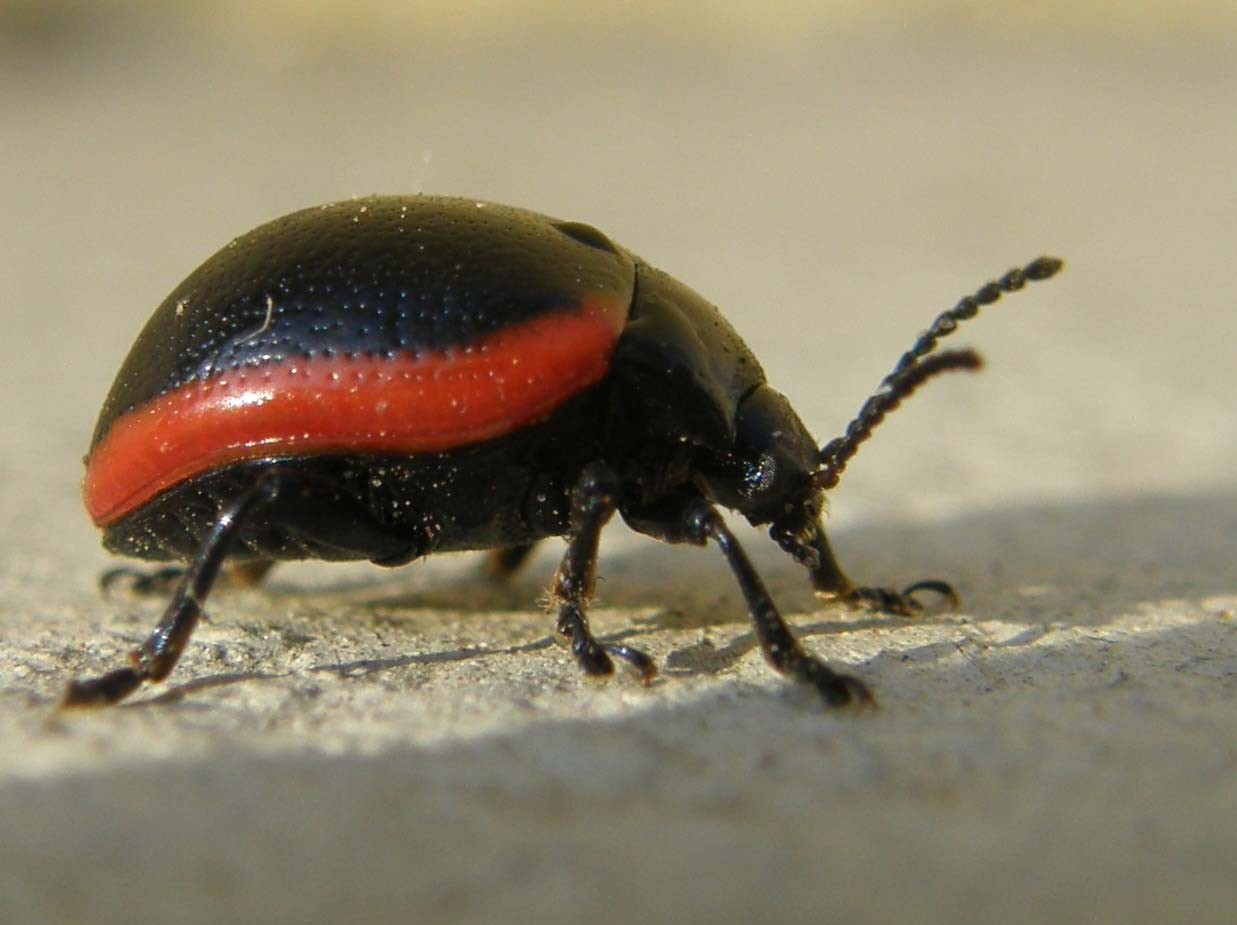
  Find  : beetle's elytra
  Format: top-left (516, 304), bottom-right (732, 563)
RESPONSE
top-left (65, 195), bottom-right (1063, 708)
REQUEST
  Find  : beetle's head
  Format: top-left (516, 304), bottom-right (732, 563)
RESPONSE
top-left (698, 358), bottom-right (991, 577)
top-left (696, 383), bottom-right (846, 575)
top-left (698, 384), bottom-right (824, 530)
top-left (714, 255), bottom-right (1065, 573)
top-left (628, 254), bottom-right (1063, 573)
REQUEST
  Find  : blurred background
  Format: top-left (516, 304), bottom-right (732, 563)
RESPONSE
top-left (2, 3), bottom-right (1235, 923)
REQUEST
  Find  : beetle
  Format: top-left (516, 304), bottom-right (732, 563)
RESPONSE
top-left (63, 195), bottom-right (1062, 708)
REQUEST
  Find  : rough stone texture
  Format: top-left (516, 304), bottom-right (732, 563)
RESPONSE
top-left (1, 7), bottom-right (1234, 924)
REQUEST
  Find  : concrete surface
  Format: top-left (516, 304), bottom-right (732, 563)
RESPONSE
top-left (1, 5), bottom-right (1235, 924)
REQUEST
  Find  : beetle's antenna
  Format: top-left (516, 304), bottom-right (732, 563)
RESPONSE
top-left (815, 350), bottom-right (982, 490)
top-left (815, 256), bottom-right (1063, 491)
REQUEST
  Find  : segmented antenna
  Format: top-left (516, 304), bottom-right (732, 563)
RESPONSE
top-left (814, 256), bottom-right (1063, 491)
top-left (815, 350), bottom-right (982, 491)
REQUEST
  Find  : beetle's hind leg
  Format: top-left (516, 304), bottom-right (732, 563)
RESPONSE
top-left (226, 558), bottom-right (276, 588)
top-left (485, 542), bottom-right (539, 580)
top-left (804, 522), bottom-right (958, 616)
top-left (99, 564), bottom-right (186, 597)
top-left (62, 474), bottom-right (285, 708)
top-left (550, 464), bottom-right (657, 684)
top-left (100, 559), bottom-right (276, 598)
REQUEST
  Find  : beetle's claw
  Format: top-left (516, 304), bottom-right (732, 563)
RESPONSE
top-left (605, 644), bottom-right (658, 685)
top-left (571, 639), bottom-right (658, 686)
top-left (825, 673), bottom-right (876, 708)
top-left (799, 659), bottom-right (875, 708)
top-left (901, 579), bottom-right (960, 610)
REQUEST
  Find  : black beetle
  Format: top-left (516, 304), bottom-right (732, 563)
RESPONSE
top-left (66, 195), bottom-right (1062, 707)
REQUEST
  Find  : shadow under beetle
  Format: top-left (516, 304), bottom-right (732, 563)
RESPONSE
top-left (65, 195), bottom-right (1062, 708)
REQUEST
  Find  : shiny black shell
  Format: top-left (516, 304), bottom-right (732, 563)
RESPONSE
top-left (87, 195), bottom-right (768, 565)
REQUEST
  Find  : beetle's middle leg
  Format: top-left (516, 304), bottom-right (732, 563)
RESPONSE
top-left (626, 492), bottom-right (872, 707)
top-left (550, 464), bottom-right (656, 683)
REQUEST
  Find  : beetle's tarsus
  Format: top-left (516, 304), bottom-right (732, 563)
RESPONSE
top-left (811, 668), bottom-right (875, 708)
top-left (606, 644), bottom-right (658, 685)
top-left (60, 666), bottom-right (144, 708)
top-left (843, 578), bottom-right (958, 616)
top-left (845, 586), bottom-right (921, 616)
top-left (560, 615), bottom-right (616, 677)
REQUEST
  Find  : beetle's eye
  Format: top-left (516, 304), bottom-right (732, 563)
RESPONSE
top-left (553, 221), bottom-right (620, 255)
top-left (743, 452), bottom-right (778, 499)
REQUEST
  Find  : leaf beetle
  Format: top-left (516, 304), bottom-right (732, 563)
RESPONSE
top-left (65, 195), bottom-right (1062, 708)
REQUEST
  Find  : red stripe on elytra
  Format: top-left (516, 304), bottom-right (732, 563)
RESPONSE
top-left (84, 295), bottom-right (627, 526)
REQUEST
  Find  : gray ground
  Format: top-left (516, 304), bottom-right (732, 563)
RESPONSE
top-left (1, 6), bottom-right (1235, 924)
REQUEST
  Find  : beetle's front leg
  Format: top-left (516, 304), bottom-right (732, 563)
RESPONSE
top-left (797, 521), bottom-right (958, 616)
top-left (550, 464), bottom-right (657, 684)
